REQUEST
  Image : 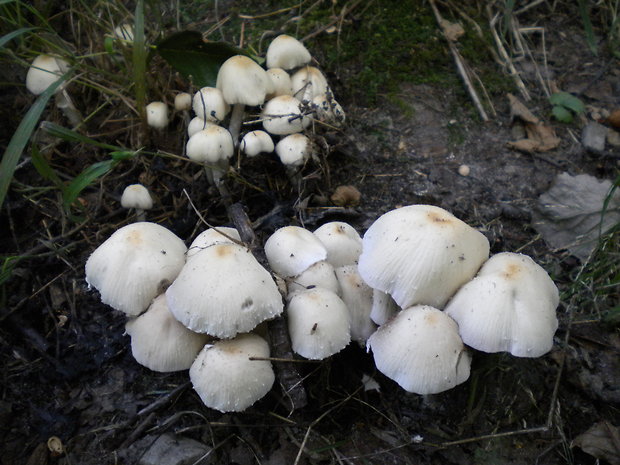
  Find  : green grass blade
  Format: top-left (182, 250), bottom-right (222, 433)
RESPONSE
top-left (0, 73), bottom-right (68, 211)
top-left (0, 26), bottom-right (35, 48)
top-left (30, 143), bottom-right (63, 187)
top-left (578, 0), bottom-right (598, 56)
top-left (133, 0), bottom-right (147, 125)
top-left (62, 159), bottom-right (117, 212)
top-left (40, 121), bottom-right (122, 151)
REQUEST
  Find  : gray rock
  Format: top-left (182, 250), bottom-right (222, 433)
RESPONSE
top-left (582, 121), bottom-right (607, 153)
top-left (138, 434), bottom-right (213, 465)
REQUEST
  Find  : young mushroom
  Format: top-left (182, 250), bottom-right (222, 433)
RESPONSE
top-left (186, 125), bottom-right (234, 186)
top-left (265, 35), bottom-right (312, 70)
top-left (241, 130), bottom-right (275, 157)
top-left (190, 333), bottom-right (275, 412)
top-left (145, 101), bottom-right (169, 130)
top-left (313, 221), bottom-right (363, 268)
top-left (120, 183), bottom-right (153, 221)
top-left (192, 87), bottom-right (229, 124)
top-left (262, 95), bottom-right (310, 135)
top-left (264, 225), bottom-right (327, 278)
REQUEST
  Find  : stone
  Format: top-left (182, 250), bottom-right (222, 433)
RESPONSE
top-left (582, 121), bottom-right (607, 154)
top-left (138, 434), bottom-right (212, 465)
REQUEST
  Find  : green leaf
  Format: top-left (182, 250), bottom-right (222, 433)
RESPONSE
top-left (549, 92), bottom-right (585, 114)
top-left (156, 31), bottom-right (248, 87)
top-left (0, 72), bottom-right (68, 211)
top-left (41, 121), bottom-right (122, 151)
top-left (62, 159), bottom-right (117, 212)
top-left (552, 105), bottom-right (573, 123)
top-left (110, 150), bottom-right (137, 161)
top-left (0, 26), bottom-right (35, 48)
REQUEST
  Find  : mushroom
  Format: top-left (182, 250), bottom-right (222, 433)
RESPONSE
top-left (266, 68), bottom-right (294, 98)
top-left (241, 130), bottom-right (275, 157)
top-left (189, 333), bottom-right (275, 412)
top-left (357, 205), bottom-right (490, 309)
top-left (113, 24), bottom-right (134, 41)
top-left (262, 95), bottom-right (310, 135)
top-left (187, 117), bottom-right (214, 138)
top-left (265, 35), bottom-right (312, 70)
top-left (312, 92), bottom-right (346, 126)
top-left (216, 55), bottom-right (270, 145)
top-left (174, 92), bottom-right (192, 112)
top-left (291, 66), bottom-right (329, 103)
top-left (286, 260), bottom-right (341, 300)
top-left (165, 243), bottom-right (283, 338)
top-left (120, 183), bottom-right (153, 221)
top-left (145, 101), bottom-right (169, 129)
top-left (287, 287), bottom-right (351, 360)
top-left (369, 289), bottom-right (399, 326)
top-left (192, 87), bottom-right (229, 123)
top-left (264, 225), bottom-right (327, 278)
top-left (125, 294), bottom-right (211, 372)
top-left (186, 226), bottom-right (241, 261)
top-left (313, 221), bottom-right (362, 268)
top-left (186, 125), bottom-right (234, 186)
top-left (444, 252), bottom-right (559, 357)
top-left (335, 265), bottom-right (376, 343)
top-left (367, 305), bottom-right (471, 394)
top-left (85, 222), bottom-right (187, 316)
top-left (275, 133), bottom-right (312, 175)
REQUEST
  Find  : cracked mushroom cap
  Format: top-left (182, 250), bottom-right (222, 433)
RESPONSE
top-left (165, 243), bottom-right (283, 338)
top-left (216, 55), bottom-right (270, 106)
top-left (313, 221), bottom-right (363, 268)
top-left (26, 54), bottom-right (69, 95)
top-left (358, 205), bottom-right (490, 309)
top-left (287, 287), bottom-right (351, 360)
top-left (125, 294), bottom-right (211, 372)
top-left (85, 222), bottom-right (187, 316)
top-left (444, 252), bottom-right (559, 357)
top-left (265, 35), bottom-right (311, 70)
top-left (190, 333), bottom-right (275, 412)
top-left (367, 305), bottom-right (471, 394)
top-left (264, 226), bottom-right (328, 278)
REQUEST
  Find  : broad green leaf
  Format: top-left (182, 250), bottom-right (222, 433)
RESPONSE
top-left (552, 105), bottom-right (573, 123)
top-left (0, 72), bottom-right (68, 211)
top-left (549, 92), bottom-right (585, 114)
top-left (0, 26), bottom-right (35, 48)
top-left (62, 159), bottom-right (117, 211)
top-left (156, 31), bottom-right (248, 87)
top-left (41, 121), bottom-right (122, 150)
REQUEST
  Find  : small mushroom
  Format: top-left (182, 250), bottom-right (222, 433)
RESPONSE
top-left (266, 68), bottom-right (294, 98)
top-left (264, 226), bottom-right (327, 278)
top-left (313, 221), bottom-right (363, 268)
top-left (186, 125), bottom-right (234, 186)
top-left (262, 95), bottom-right (310, 135)
top-left (265, 35), bottom-right (312, 70)
top-left (335, 265), bottom-right (376, 343)
top-left (120, 183), bottom-right (153, 221)
top-left (192, 87), bottom-right (229, 123)
top-left (286, 260), bottom-right (341, 300)
top-left (186, 227), bottom-right (241, 261)
top-left (241, 130), bottom-right (275, 157)
top-left (145, 101), bottom-right (169, 129)
top-left (291, 66), bottom-right (329, 103)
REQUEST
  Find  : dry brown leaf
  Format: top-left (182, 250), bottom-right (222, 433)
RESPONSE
top-left (331, 185), bottom-right (361, 207)
top-left (572, 421), bottom-right (620, 465)
top-left (507, 94), bottom-right (561, 152)
top-left (439, 18), bottom-right (465, 42)
top-left (508, 93), bottom-right (539, 124)
top-left (606, 108), bottom-right (620, 129)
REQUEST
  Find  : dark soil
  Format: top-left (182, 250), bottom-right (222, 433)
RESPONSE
top-left (1, 2), bottom-right (619, 465)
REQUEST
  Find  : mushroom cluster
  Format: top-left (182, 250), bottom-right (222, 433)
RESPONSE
top-left (85, 222), bottom-right (282, 412)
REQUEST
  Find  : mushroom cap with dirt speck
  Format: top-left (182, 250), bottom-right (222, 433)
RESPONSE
top-left (26, 55), bottom-right (69, 95)
top-left (85, 222), bottom-right (187, 316)
top-left (186, 227), bottom-right (241, 261)
top-left (165, 243), bottom-right (283, 338)
top-left (358, 205), bottom-right (490, 309)
top-left (262, 95), bottom-right (310, 135)
top-left (286, 260), bottom-right (341, 300)
top-left (125, 294), bottom-right (211, 372)
top-left (291, 66), bottom-right (329, 102)
top-left (192, 87), bottom-right (230, 122)
top-left (287, 287), bottom-right (351, 360)
top-left (145, 101), bottom-right (169, 129)
top-left (186, 125), bottom-right (234, 164)
top-left (266, 68), bottom-right (294, 98)
top-left (120, 184), bottom-right (153, 211)
top-left (275, 133), bottom-right (311, 167)
top-left (313, 221), bottom-right (362, 268)
top-left (367, 305), bottom-right (471, 394)
top-left (266, 35), bottom-right (312, 70)
top-left (264, 225), bottom-right (327, 278)
top-left (444, 252), bottom-right (559, 357)
top-left (190, 333), bottom-right (275, 412)
top-left (216, 55), bottom-right (270, 106)
top-left (335, 265), bottom-right (376, 343)
top-left (241, 130), bottom-right (274, 157)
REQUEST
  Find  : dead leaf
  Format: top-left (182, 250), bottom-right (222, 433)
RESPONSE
top-left (439, 18), bottom-right (465, 42)
top-left (606, 108), bottom-right (620, 129)
top-left (532, 172), bottom-right (620, 260)
top-left (331, 185), bottom-right (361, 207)
top-left (507, 93), bottom-right (561, 152)
top-left (572, 421), bottom-right (620, 465)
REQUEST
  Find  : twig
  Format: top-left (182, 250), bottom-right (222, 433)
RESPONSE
top-left (429, 0), bottom-right (489, 121)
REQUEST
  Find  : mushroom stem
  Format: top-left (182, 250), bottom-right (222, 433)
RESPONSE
top-left (135, 209), bottom-right (146, 222)
top-left (55, 88), bottom-right (82, 127)
top-left (228, 103), bottom-right (245, 147)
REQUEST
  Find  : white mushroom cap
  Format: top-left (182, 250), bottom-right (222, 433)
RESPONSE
top-left (216, 55), bottom-right (270, 106)
top-left (291, 66), bottom-right (329, 102)
top-left (85, 222), bottom-right (187, 316)
top-left (262, 95), bottom-right (310, 135)
top-left (120, 184), bottom-right (153, 211)
top-left (146, 101), bottom-right (169, 129)
top-left (358, 205), bottom-right (490, 309)
top-left (192, 87), bottom-right (230, 122)
top-left (335, 265), bottom-right (376, 343)
top-left (189, 333), bottom-right (275, 412)
top-left (287, 260), bottom-right (341, 299)
top-left (266, 68), bottom-right (294, 98)
top-left (174, 92), bottom-right (192, 111)
top-left (264, 226), bottom-right (328, 278)
top-left (241, 130), bottom-right (275, 157)
top-left (367, 305), bottom-right (471, 394)
top-left (125, 294), bottom-right (211, 372)
top-left (313, 222), bottom-right (363, 268)
top-left (186, 126), bottom-right (234, 164)
top-left (186, 227), bottom-right (241, 261)
top-left (312, 93), bottom-right (346, 126)
top-left (444, 252), bottom-right (559, 357)
top-left (187, 117), bottom-right (215, 138)
top-left (165, 243), bottom-right (283, 338)
top-left (370, 289), bottom-right (399, 326)
top-left (26, 55), bottom-right (69, 95)
top-left (275, 133), bottom-right (311, 167)
top-left (265, 35), bottom-right (312, 70)
top-left (287, 288), bottom-right (351, 360)
top-left (113, 24), bottom-right (134, 41)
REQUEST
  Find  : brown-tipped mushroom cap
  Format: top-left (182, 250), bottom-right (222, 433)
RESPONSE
top-left (216, 55), bottom-right (270, 106)
top-left (313, 221), bottom-right (362, 268)
top-left (26, 55), bottom-right (68, 95)
top-left (265, 35), bottom-right (312, 70)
